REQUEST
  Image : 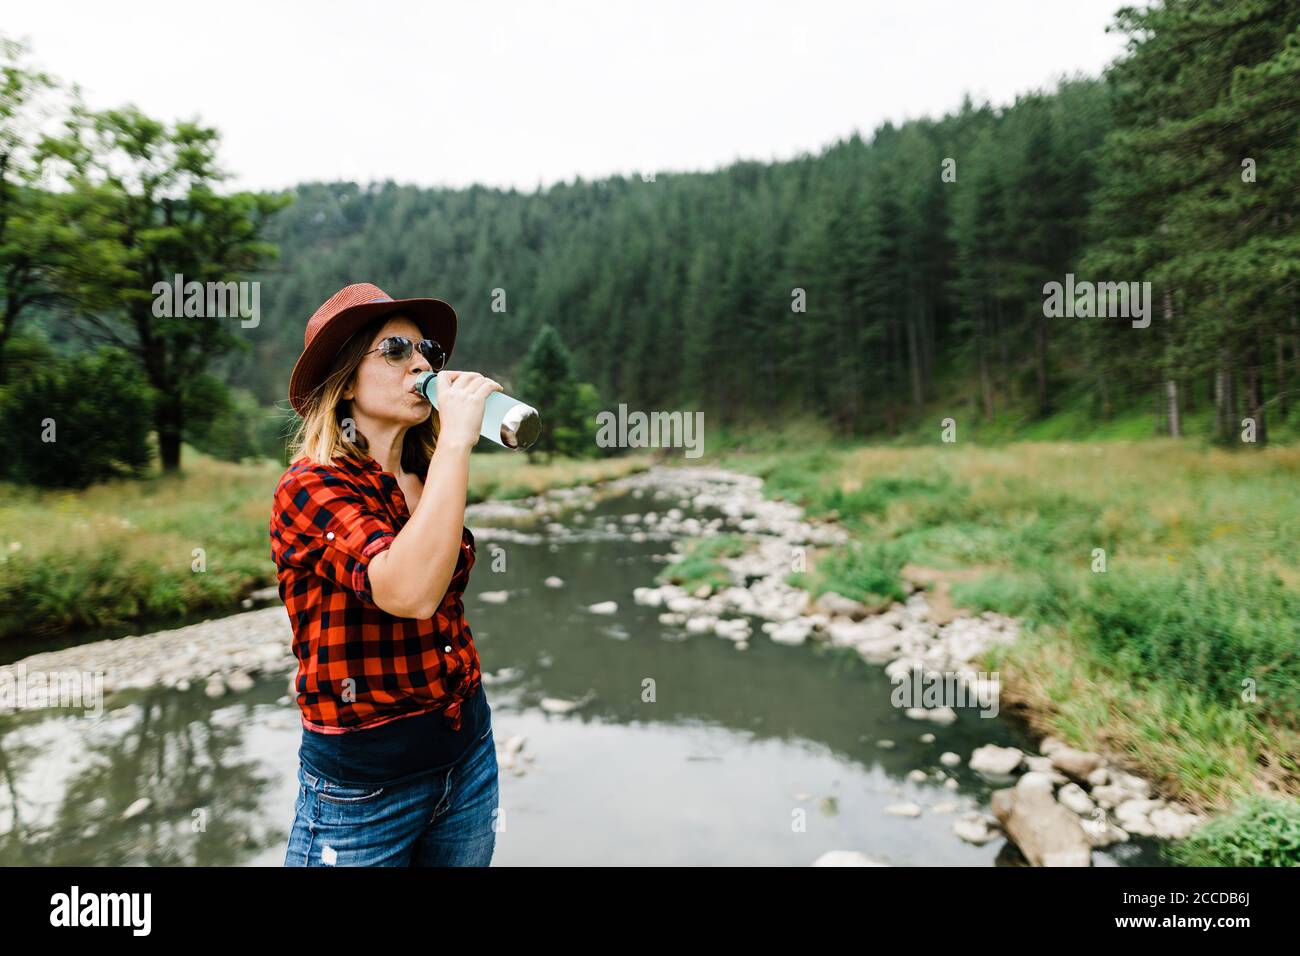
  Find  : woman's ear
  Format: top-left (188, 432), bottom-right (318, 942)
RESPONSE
top-left (341, 373), bottom-right (356, 402)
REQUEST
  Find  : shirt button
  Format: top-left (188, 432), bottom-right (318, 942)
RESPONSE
top-left (326, 531), bottom-right (335, 540)
top-left (444, 645), bottom-right (452, 653)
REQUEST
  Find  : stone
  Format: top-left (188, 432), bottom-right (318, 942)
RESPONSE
top-left (939, 751), bottom-right (962, 767)
top-left (1150, 806), bottom-right (1204, 840)
top-left (586, 601), bottom-right (618, 615)
top-left (540, 697), bottom-right (585, 714)
top-left (969, 744), bottom-right (1024, 776)
top-left (1081, 816), bottom-right (1130, 848)
top-left (812, 591), bottom-right (870, 620)
top-left (991, 775), bottom-right (1092, 867)
top-left (811, 851), bottom-right (889, 866)
top-left (1057, 783), bottom-right (1096, 816)
top-left (769, 619), bottom-right (812, 645)
top-left (1049, 746), bottom-right (1102, 782)
top-left (1039, 736), bottom-right (1066, 756)
top-left (886, 802), bottom-right (922, 817)
top-left (953, 817), bottom-right (997, 845)
top-left (121, 797), bottom-right (152, 820)
top-left (1114, 798), bottom-right (1162, 837)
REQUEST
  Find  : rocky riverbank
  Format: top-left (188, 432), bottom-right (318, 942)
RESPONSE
top-left (605, 464), bottom-right (1209, 865)
top-left (0, 462), bottom-right (1208, 865)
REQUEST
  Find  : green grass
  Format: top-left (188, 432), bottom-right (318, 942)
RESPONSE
top-left (656, 533), bottom-right (751, 593)
top-left (1165, 796), bottom-right (1300, 867)
top-left (2, 444), bottom-right (651, 641)
top-left (692, 438), bottom-right (1300, 820)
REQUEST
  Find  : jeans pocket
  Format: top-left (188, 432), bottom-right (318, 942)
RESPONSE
top-left (312, 768), bottom-right (386, 804)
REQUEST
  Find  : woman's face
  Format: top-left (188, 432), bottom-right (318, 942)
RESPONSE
top-left (342, 315), bottom-right (436, 427)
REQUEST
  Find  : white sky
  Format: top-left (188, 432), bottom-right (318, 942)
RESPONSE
top-left (7, 0), bottom-right (1131, 193)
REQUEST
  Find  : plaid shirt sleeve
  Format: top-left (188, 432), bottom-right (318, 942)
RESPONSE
top-left (271, 467), bottom-right (396, 608)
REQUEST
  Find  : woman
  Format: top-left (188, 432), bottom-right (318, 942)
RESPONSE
top-left (272, 282), bottom-right (504, 866)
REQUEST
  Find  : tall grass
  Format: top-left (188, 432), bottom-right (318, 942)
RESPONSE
top-left (705, 439), bottom-right (1300, 813)
top-left (3, 445), bottom-right (651, 640)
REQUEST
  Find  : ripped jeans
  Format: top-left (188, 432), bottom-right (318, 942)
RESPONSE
top-left (283, 719), bottom-right (498, 867)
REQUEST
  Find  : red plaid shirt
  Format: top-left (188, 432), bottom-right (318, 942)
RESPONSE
top-left (269, 452), bottom-right (481, 734)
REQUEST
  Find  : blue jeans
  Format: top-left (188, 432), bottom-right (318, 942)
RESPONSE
top-left (283, 718), bottom-right (499, 866)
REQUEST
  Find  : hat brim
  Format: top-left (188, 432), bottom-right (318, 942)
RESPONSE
top-left (289, 297), bottom-right (458, 416)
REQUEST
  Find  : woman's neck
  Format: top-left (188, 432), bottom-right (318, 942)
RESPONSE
top-left (353, 414), bottom-right (407, 477)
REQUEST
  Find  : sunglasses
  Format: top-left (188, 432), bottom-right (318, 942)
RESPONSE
top-left (363, 335), bottom-right (446, 371)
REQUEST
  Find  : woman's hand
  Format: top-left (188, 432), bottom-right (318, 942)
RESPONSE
top-left (434, 370), bottom-right (503, 451)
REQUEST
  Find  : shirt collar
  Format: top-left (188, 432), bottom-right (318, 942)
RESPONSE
top-left (339, 451), bottom-right (381, 475)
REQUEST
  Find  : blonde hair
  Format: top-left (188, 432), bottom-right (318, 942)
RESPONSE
top-left (287, 313), bottom-right (440, 473)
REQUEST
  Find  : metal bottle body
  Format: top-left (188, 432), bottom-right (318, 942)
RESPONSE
top-left (412, 371), bottom-right (541, 450)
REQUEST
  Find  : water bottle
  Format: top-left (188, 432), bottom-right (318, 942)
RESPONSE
top-left (412, 371), bottom-right (541, 450)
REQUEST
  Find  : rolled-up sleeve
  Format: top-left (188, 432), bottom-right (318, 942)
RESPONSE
top-left (272, 469), bottom-right (396, 609)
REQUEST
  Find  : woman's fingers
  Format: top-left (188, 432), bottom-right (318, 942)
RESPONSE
top-left (445, 370), bottom-right (480, 391)
top-left (439, 370), bottom-right (501, 401)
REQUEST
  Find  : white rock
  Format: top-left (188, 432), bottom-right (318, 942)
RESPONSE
top-left (479, 590), bottom-right (510, 604)
top-left (586, 601), bottom-right (618, 615)
top-left (904, 706), bottom-right (957, 725)
top-left (121, 797), bottom-right (151, 820)
top-left (953, 818), bottom-right (997, 845)
top-left (1081, 816), bottom-right (1130, 847)
top-left (969, 744), bottom-right (1024, 776)
top-left (1057, 783), bottom-right (1096, 816)
top-left (1111, 770), bottom-right (1152, 799)
top-left (811, 850), bottom-right (889, 866)
top-left (769, 619), bottom-right (812, 645)
top-left (939, 751), bottom-right (962, 767)
top-left (1114, 798), bottom-right (1162, 836)
top-left (544, 576), bottom-right (565, 588)
top-left (1150, 806), bottom-right (1203, 839)
top-left (885, 802), bottom-right (922, 817)
top-left (540, 697), bottom-right (584, 714)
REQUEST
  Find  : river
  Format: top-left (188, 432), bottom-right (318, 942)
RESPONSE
top-left (0, 465), bottom-right (1167, 865)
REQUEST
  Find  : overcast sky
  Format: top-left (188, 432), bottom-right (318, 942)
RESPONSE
top-left (8, 0), bottom-right (1131, 194)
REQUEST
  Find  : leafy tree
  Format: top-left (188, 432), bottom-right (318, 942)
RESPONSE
top-left (517, 322), bottom-right (583, 462)
top-left (38, 104), bottom-right (289, 470)
top-left (0, 345), bottom-right (153, 488)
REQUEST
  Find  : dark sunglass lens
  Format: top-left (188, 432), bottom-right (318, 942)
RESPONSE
top-left (380, 336), bottom-right (414, 362)
top-left (418, 340), bottom-right (446, 369)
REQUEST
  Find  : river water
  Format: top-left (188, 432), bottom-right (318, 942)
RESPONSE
top-left (0, 475), bottom-right (1166, 866)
